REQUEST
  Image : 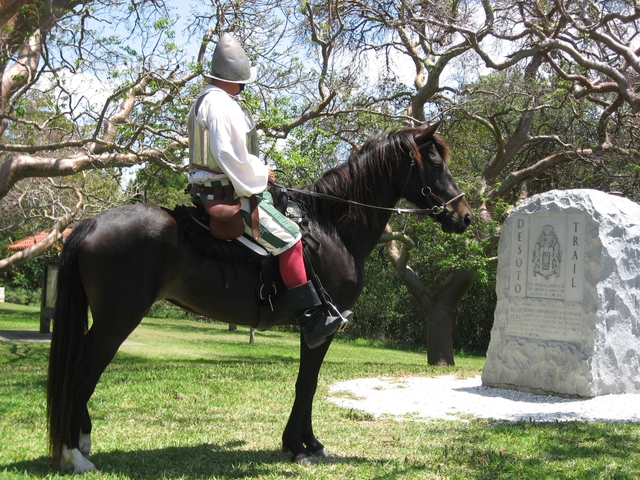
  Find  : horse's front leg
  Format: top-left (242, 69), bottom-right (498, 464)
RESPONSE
top-left (282, 335), bottom-right (333, 464)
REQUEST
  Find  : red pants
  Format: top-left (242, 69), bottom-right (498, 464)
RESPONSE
top-left (279, 240), bottom-right (307, 288)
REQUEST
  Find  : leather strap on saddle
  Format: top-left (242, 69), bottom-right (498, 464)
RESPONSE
top-left (249, 194), bottom-right (259, 240)
top-left (255, 257), bottom-right (278, 330)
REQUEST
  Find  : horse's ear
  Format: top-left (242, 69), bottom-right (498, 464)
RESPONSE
top-left (416, 122), bottom-right (441, 143)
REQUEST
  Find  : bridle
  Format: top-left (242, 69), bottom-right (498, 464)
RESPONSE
top-left (286, 153), bottom-right (466, 216)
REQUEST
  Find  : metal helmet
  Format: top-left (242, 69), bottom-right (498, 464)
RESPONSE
top-left (204, 33), bottom-right (257, 84)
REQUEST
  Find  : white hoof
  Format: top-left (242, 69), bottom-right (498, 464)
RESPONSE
top-left (61, 445), bottom-right (96, 473)
top-left (79, 433), bottom-right (92, 457)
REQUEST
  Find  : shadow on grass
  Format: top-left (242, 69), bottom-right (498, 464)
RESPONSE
top-left (3, 422), bottom-right (639, 479)
top-left (112, 351), bottom-right (302, 369)
top-left (2, 443), bottom-right (381, 479)
top-left (3, 342), bottom-right (48, 361)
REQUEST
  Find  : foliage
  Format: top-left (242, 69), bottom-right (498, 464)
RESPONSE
top-left (351, 252), bottom-right (424, 345)
top-left (264, 122), bottom-right (341, 186)
top-left (0, 235), bottom-right (53, 306)
top-left (353, 228), bottom-right (497, 353)
top-left (127, 164), bottom-right (189, 208)
top-left (0, 261), bottom-right (43, 306)
top-left (453, 261), bottom-right (497, 353)
top-left (0, 286), bottom-right (39, 306)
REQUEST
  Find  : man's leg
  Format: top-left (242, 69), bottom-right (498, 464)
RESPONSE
top-left (242, 194), bottom-right (347, 349)
top-left (279, 241), bottom-right (345, 349)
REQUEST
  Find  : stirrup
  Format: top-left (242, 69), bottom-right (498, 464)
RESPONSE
top-left (326, 301), bottom-right (351, 332)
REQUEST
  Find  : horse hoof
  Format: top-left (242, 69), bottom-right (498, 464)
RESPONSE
top-left (292, 453), bottom-right (316, 465)
top-left (61, 445), bottom-right (97, 473)
top-left (310, 447), bottom-right (330, 458)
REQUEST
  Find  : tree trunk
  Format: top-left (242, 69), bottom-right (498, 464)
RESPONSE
top-left (426, 268), bottom-right (478, 366)
top-left (425, 304), bottom-right (454, 366)
top-left (380, 227), bottom-right (478, 366)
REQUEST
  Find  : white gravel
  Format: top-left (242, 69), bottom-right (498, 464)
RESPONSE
top-left (327, 376), bottom-right (640, 423)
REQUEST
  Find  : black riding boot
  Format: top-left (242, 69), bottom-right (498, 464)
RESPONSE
top-left (288, 281), bottom-right (347, 349)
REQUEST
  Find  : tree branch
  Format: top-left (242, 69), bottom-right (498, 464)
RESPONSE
top-left (0, 143), bottom-right (183, 200)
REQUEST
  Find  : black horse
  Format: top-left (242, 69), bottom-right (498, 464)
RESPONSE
top-left (47, 123), bottom-right (472, 472)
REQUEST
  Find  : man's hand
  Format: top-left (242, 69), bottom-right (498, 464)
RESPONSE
top-left (268, 167), bottom-right (276, 185)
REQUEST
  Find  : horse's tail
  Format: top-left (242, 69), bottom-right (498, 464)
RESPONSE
top-left (47, 218), bottom-right (95, 465)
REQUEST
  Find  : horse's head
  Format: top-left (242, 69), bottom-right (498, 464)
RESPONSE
top-left (400, 123), bottom-right (472, 234)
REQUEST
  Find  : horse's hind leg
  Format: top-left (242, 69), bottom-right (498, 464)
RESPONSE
top-left (282, 336), bottom-right (333, 464)
top-left (61, 404), bottom-right (95, 472)
top-left (62, 317), bottom-right (143, 472)
top-left (79, 406), bottom-right (92, 456)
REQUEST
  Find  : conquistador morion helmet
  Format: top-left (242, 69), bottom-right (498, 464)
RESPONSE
top-left (203, 33), bottom-right (257, 84)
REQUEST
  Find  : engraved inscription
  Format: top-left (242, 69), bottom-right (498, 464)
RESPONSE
top-left (506, 306), bottom-right (582, 343)
top-left (532, 225), bottom-right (562, 279)
top-left (527, 216), bottom-right (567, 299)
top-left (566, 219), bottom-right (585, 302)
top-left (509, 216), bottom-right (529, 298)
top-left (509, 214), bottom-right (586, 301)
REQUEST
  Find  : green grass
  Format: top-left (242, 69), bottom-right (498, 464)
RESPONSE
top-left (1, 302), bottom-right (639, 479)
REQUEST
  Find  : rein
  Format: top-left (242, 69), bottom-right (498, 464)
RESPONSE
top-left (286, 155), bottom-right (466, 216)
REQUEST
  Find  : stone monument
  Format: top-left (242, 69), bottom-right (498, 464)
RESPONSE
top-left (482, 189), bottom-right (640, 397)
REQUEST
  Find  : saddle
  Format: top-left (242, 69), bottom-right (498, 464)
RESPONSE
top-left (171, 184), bottom-right (298, 331)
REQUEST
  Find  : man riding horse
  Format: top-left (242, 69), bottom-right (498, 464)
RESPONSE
top-left (187, 33), bottom-right (347, 349)
top-left (47, 37), bottom-right (471, 468)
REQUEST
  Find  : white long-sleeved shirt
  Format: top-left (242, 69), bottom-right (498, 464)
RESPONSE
top-left (188, 85), bottom-right (269, 197)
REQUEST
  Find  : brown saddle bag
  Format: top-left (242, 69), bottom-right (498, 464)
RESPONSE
top-left (204, 185), bottom-right (244, 240)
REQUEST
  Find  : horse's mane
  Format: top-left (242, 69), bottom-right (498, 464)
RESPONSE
top-left (297, 126), bottom-right (449, 229)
